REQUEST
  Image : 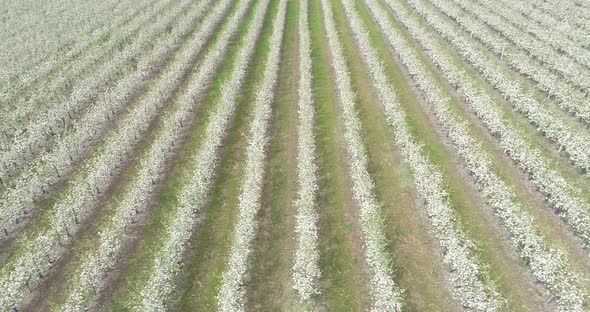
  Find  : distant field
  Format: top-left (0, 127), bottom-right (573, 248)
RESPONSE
top-left (1, 0), bottom-right (590, 310)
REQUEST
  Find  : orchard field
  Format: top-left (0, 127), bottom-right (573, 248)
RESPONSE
top-left (1, 0), bottom-right (590, 310)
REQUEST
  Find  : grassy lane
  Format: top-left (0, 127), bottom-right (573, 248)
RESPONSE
top-left (309, 0), bottom-right (371, 309)
top-left (173, 0), bottom-right (279, 309)
top-left (327, 0), bottom-right (460, 310)
top-left (246, 0), bottom-right (300, 309)
top-left (104, 0), bottom-right (261, 308)
top-left (356, 0), bottom-right (557, 309)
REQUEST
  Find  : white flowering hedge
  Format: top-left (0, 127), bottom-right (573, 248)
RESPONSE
top-left (531, 0), bottom-right (590, 37)
top-left (396, 0), bottom-right (590, 248)
top-left (425, 0), bottom-right (590, 127)
top-left (139, 0), bottom-right (268, 309)
top-left (291, 0), bottom-right (321, 302)
top-left (217, 1), bottom-right (286, 309)
top-left (378, 0), bottom-right (587, 310)
top-left (0, 0), bottom-right (171, 134)
top-left (0, 0), bottom-right (240, 308)
top-left (0, 0), bottom-right (198, 189)
top-left (321, 0), bottom-right (405, 310)
top-left (0, 0), bottom-right (217, 236)
top-left (350, 0), bottom-right (506, 310)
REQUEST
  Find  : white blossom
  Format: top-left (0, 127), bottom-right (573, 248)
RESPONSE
top-left (425, 0), bottom-right (590, 129)
top-left (353, 0), bottom-right (506, 310)
top-left (483, 0), bottom-right (590, 71)
top-left (291, 0), bottom-right (321, 302)
top-left (56, 0), bottom-right (240, 310)
top-left (0, 0), bottom-right (190, 180)
top-left (448, 0), bottom-right (590, 93)
top-left (0, 0), bottom-right (141, 104)
top-left (529, 0), bottom-right (590, 38)
top-left (401, 0), bottom-right (590, 247)
top-left (0, 0), bottom-right (214, 235)
top-left (408, 0), bottom-right (590, 175)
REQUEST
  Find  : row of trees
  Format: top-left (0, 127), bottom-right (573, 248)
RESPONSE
top-left (292, 0), bottom-right (321, 302)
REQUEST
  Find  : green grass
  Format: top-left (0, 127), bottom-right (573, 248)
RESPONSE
top-left (309, 0), bottom-right (366, 310)
top-left (244, 0), bottom-right (299, 309)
